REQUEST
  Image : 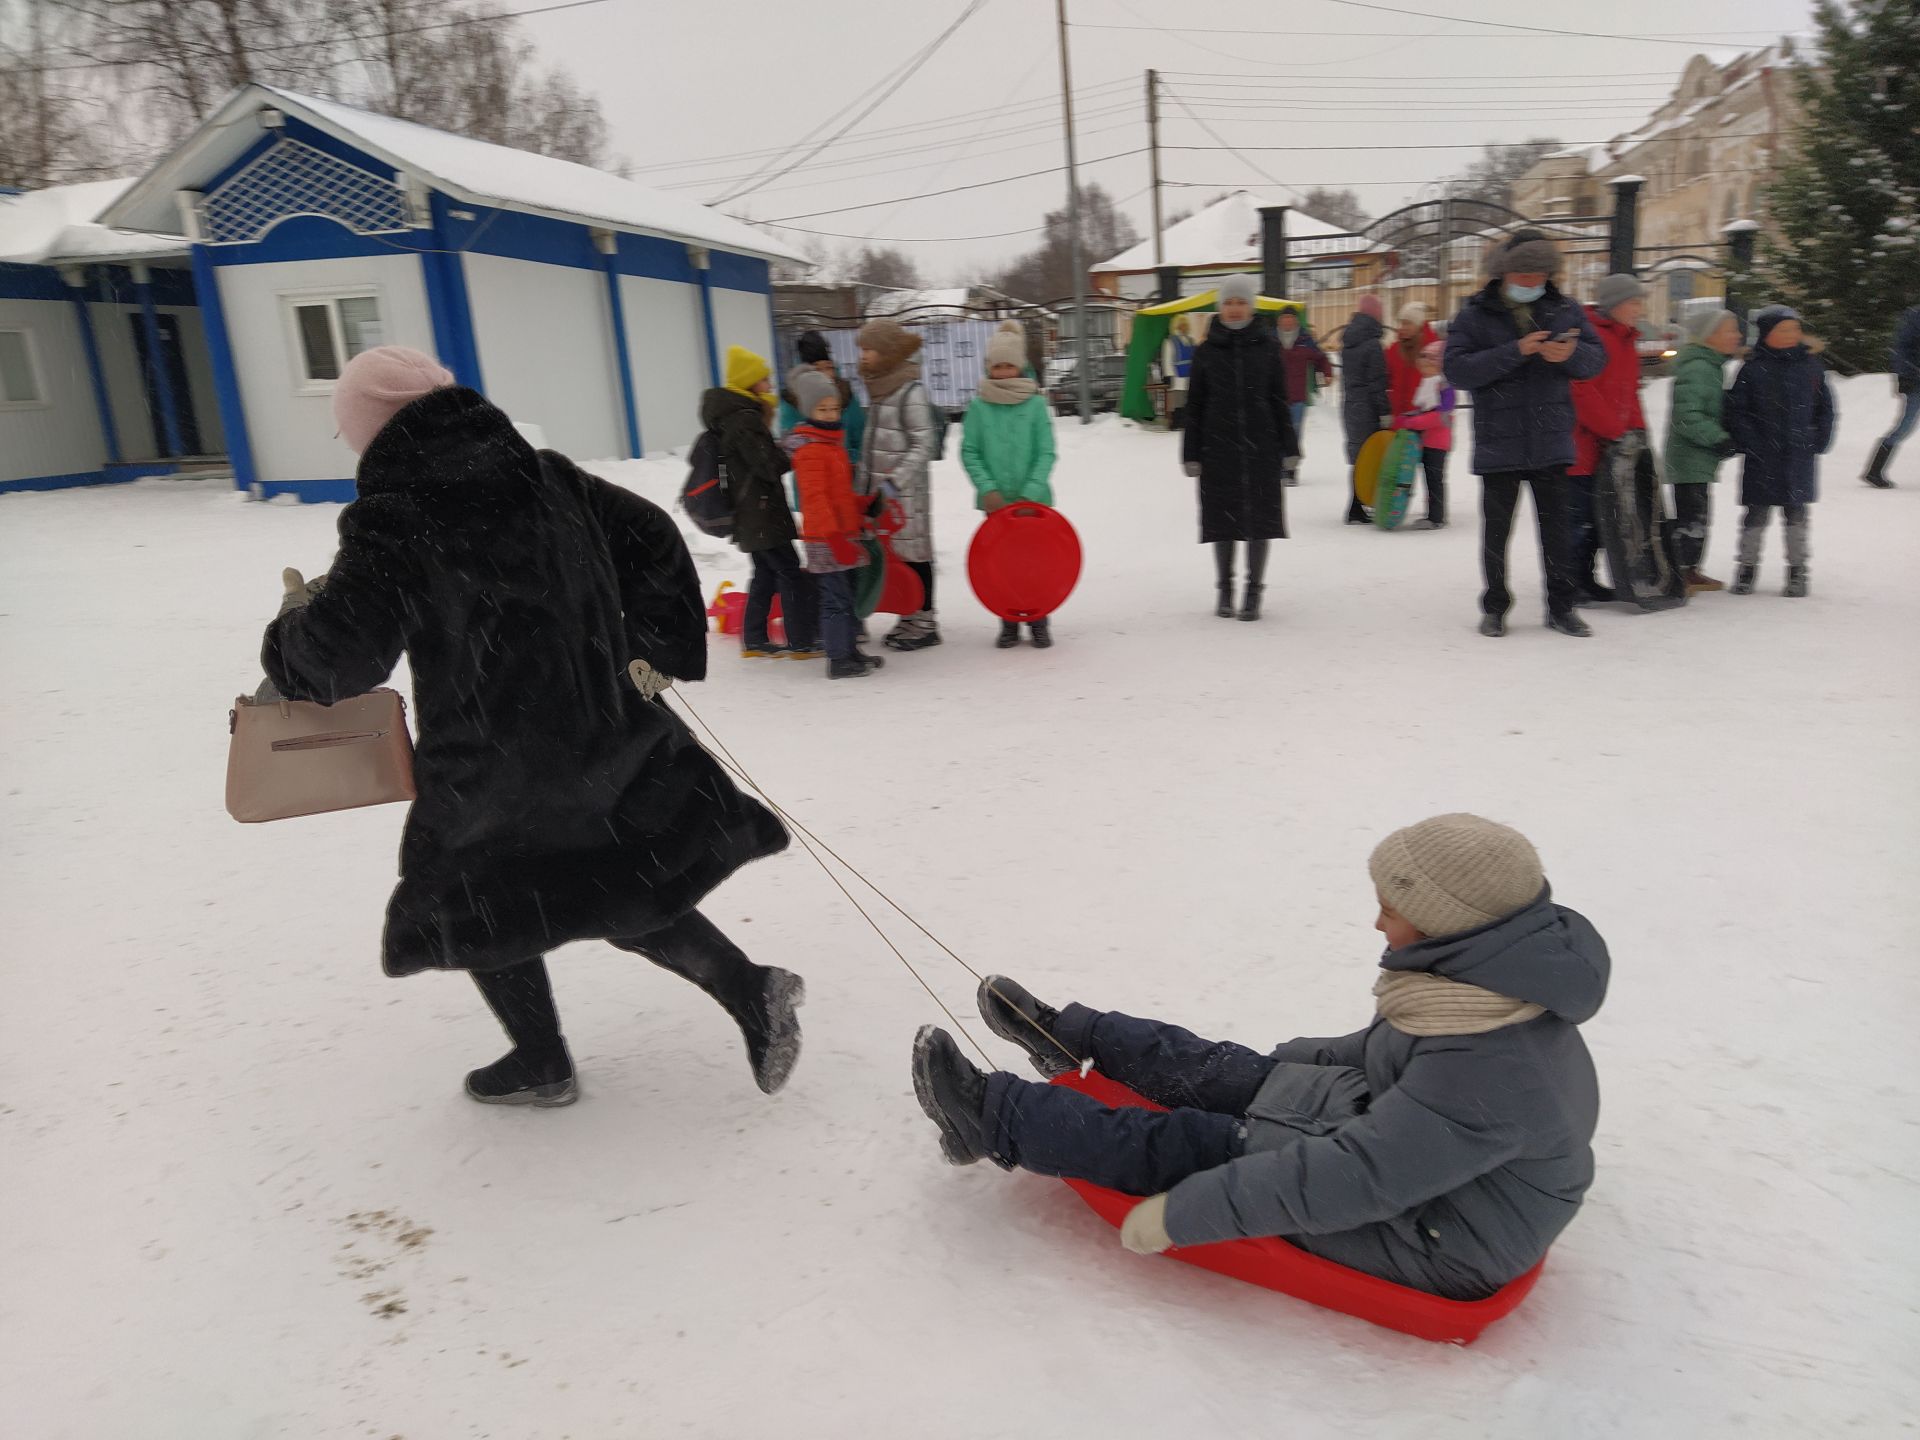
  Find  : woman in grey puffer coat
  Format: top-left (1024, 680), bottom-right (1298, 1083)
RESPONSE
top-left (857, 318), bottom-right (941, 651)
top-left (909, 814), bottom-right (1609, 1302)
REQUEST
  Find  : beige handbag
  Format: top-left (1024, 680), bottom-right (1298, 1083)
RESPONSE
top-left (226, 688), bottom-right (416, 823)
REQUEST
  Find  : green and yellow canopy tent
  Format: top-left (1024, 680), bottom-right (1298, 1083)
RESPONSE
top-left (1120, 290), bottom-right (1308, 423)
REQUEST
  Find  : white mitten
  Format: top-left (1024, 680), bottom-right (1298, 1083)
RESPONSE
top-left (277, 567), bottom-right (328, 617)
top-left (1119, 1193), bottom-right (1174, 1255)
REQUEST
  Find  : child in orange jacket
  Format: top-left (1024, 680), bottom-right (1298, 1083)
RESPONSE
top-left (787, 370), bottom-right (885, 680)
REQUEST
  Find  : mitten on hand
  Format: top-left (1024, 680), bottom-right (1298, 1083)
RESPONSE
top-left (826, 532), bottom-right (862, 567)
top-left (1120, 1193), bottom-right (1174, 1255)
top-left (276, 567), bottom-right (327, 617)
top-left (627, 658), bottom-right (672, 701)
top-left (1183, 461), bottom-right (1202, 479)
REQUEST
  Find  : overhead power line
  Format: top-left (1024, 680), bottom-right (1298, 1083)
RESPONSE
top-left (1157, 67), bottom-right (1696, 80)
top-left (1166, 132), bottom-right (1768, 152)
top-left (765, 186), bottom-right (1152, 245)
top-left (1314, 0), bottom-right (1795, 49)
top-left (751, 148), bottom-right (1148, 224)
top-left (1079, 17), bottom-right (1799, 41)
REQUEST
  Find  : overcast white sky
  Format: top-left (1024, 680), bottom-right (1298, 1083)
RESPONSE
top-left (519, 0), bottom-right (1818, 281)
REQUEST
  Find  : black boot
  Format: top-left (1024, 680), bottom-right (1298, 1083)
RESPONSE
top-left (1784, 565), bottom-right (1810, 598)
top-left (1863, 441), bottom-right (1894, 489)
top-left (1730, 563), bottom-right (1757, 595)
top-left (1213, 540), bottom-right (1236, 617)
top-left (466, 962), bottom-right (578, 1106)
top-left (911, 1026), bottom-right (995, 1166)
top-left (977, 975), bottom-right (1077, 1077)
top-left (734, 968), bottom-right (807, 1095)
top-left (1479, 614), bottom-right (1507, 637)
top-left (1239, 584), bottom-right (1265, 621)
top-left (1239, 540), bottom-right (1269, 620)
top-left (1546, 609), bottom-right (1594, 637)
top-left (1215, 585), bottom-right (1236, 618)
top-left (996, 620), bottom-right (1022, 649)
top-left (1027, 618), bottom-right (1053, 648)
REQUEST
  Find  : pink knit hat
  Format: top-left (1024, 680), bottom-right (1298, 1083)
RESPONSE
top-left (1420, 339), bottom-right (1445, 364)
top-left (1356, 294), bottom-right (1385, 320)
top-left (332, 346), bottom-right (455, 454)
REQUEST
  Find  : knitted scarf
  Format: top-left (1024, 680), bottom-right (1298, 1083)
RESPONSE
top-left (1372, 970), bottom-right (1545, 1037)
top-left (977, 375), bottom-right (1038, 404)
top-left (862, 359), bottom-right (921, 403)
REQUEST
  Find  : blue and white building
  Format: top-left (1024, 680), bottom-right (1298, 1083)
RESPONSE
top-left (0, 180), bottom-right (225, 494)
top-left (95, 84), bottom-right (802, 501)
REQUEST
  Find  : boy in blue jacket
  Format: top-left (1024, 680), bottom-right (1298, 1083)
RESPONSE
top-left (911, 814), bottom-right (1609, 1301)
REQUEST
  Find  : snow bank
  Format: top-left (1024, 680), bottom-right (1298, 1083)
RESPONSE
top-left (2, 379), bottom-right (1915, 1436)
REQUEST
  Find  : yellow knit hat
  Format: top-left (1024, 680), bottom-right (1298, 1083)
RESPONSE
top-left (1368, 814), bottom-right (1545, 939)
top-left (725, 345), bottom-right (771, 395)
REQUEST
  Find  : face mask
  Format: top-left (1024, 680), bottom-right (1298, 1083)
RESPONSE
top-left (1503, 282), bottom-right (1546, 304)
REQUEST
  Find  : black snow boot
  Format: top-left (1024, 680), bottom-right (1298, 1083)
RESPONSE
top-left (996, 621), bottom-right (1022, 649)
top-left (718, 968), bottom-right (806, 1095)
top-left (1863, 441), bottom-right (1894, 489)
top-left (1730, 563), bottom-right (1757, 595)
top-left (1479, 614), bottom-right (1507, 637)
top-left (1215, 585), bottom-right (1236, 618)
top-left (1239, 584), bottom-right (1265, 621)
top-left (1546, 610), bottom-right (1594, 638)
top-left (1784, 565), bottom-right (1810, 598)
top-left (828, 656), bottom-right (874, 679)
top-left (1028, 618), bottom-right (1053, 648)
top-left (977, 975), bottom-right (1078, 1077)
top-left (465, 1046), bottom-right (577, 1107)
top-left (911, 1026), bottom-right (996, 1166)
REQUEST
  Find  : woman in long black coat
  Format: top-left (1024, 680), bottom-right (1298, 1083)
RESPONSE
top-left (263, 349), bottom-right (801, 1108)
top-left (1181, 275), bottom-right (1299, 621)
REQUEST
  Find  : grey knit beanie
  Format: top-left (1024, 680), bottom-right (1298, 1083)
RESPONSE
top-left (1217, 273), bottom-right (1259, 306)
top-left (1594, 273), bottom-right (1647, 313)
top-left (1686, 307), bottom-right (1738, 345)
top-left (790, 368), bottom-right (840, 418)
top-left (1491, 231), bottom-right (1561, 278)
top-left (1369, 814), bottom-right (1545, 939)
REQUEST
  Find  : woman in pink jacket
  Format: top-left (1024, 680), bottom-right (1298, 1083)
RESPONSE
top-left (1395, 339), bottom-right (1455, 528)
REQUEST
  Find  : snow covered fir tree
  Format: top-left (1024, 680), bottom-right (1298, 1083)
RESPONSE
top-left (1755, 0), bottom-right (1920, 369)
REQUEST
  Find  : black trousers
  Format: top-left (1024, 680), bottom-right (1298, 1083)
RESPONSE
top-left (1421, 447), bottom-right (1448, 525)
top-left (745, 543), bottom-right (819, 649)
top-left (470, 910), bottom-right (762, 1061)
top-left (1480, 467), bottom-right (1576, 617)
top-left (1672, 484), bottom-right (1712, 569)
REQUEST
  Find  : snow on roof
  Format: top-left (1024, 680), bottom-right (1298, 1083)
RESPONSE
top-left (1093, 190), bottom-right (1380, 273)
top-left (0, 179), bottom-right (190, 267)
top-left (99, 84), bottom-right (802, 264)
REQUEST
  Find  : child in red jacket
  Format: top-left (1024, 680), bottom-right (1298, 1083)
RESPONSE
top-left (1395, 340), bottom-right (1455, 528)
top-left (1569, 274), bottom-right (1649, 602)
top-left (786, 370), bottom-right (884, 680)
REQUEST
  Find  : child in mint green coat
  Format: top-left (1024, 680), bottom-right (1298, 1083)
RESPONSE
top-left (961, 322), bottom-right (1059, 649)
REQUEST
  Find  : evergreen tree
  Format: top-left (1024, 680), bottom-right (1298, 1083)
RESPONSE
top-left (1756, 0), bottom-right (1920, 372)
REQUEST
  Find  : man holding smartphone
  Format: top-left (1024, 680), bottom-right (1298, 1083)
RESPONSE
top-left (1442, 230), bottom-right (1607, 637)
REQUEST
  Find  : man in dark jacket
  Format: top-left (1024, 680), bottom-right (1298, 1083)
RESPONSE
top-left (702, 345), bottom-right (820, 658)
top-left (1862, 302), bottom-right (1919, 488)
top-left (910, 814), bottom-right (1608, 1302)
top-left (1444, 231), bottom-right (1607, 637)
top-left (264, 349), bottom-right (801, 1108)
top-left (1340, 294), bottom-right (1391, 524)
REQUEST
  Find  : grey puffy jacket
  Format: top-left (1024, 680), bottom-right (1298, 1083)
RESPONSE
top-left (859, 382), bottom-right (936, 565)
top-left (1163, 890), bottom-right (1610, 1300)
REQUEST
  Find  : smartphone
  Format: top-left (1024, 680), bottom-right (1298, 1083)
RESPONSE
top-left (1554, 329), bottom-right (1580, 342)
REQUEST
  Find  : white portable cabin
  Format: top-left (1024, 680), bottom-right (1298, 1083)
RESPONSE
top-left (0, 180), bottom-right (225, 494)
top-left (99, 85), bottom-right (803, 501)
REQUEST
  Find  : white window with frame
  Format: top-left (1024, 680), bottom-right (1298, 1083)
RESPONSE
top-left (0, 327), bottom-right (47, 409)
top-left (282, 291), bottom-right (385, 393)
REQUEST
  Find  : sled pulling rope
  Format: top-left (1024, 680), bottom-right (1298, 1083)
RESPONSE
top-left (667, 688), bottom-right (1083, 1073)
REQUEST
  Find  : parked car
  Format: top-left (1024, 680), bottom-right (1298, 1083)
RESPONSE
top-left (1049, 353), bottom-right (1132, 415)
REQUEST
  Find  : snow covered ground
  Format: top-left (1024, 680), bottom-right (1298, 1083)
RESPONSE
top-left (4, 375), bottom-right (1917, 1438)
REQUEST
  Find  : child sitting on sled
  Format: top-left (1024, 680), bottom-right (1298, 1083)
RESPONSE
top-left (960, 321), bottom-right (1058, 649)
top-left (910, 814), bottom-right (1609, 1301)
top-left (1395, 340), bottom-right (1455, 529)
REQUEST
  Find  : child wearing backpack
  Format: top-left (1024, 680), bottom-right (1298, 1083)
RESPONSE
top-left (960, 322), bottom-right (1058, 648)
top-left (787, 370), bottom-right (885, 680)
top-left (857, 318), bottom-right (941, 652)
top-left (1394, 339), bottom-right (1455, 529)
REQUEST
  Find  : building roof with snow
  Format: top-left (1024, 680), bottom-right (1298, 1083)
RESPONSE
top-left (100, 85), bottom-right (801, 264)
top-left (0, 179), bottom-right (189, 267)
top-left (1093, 191), bottom-right (1383, 274)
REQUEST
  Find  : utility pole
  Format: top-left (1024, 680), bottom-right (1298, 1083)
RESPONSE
top-left (1147, 69), bottom-right (1164, 269)
top-left (1056, 0), bottom-right (1092, 423)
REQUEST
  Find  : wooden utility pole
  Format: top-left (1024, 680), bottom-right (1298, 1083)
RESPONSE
top-left (1148, 69), bottom-right (1164, 268)
top-left (1056, 0), bottom-right (1092, 423)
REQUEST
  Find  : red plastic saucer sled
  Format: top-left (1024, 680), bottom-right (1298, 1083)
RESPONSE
top-left (967, 502), bottom-right (1083, 622)
top-left (1049, 1069), bottom-right (1545, 1344)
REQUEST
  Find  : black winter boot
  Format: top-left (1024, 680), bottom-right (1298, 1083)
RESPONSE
top-left (1213, 540), bottom-right (1236, 617)
top-left (1028, 618), bottom-right (1053, 648)
top-left (1479, 614), bottom-right (1507, 637)
top-left (1239, 584), bottom-right (1265, 621)
top-left (1784, 565), bottom-right (1810, 598)
top-left (1215, 585), bottom-right (1236, 618)
top-left (1731, 563), bottom-right (1757, 595)
top-left (996, 621), bottom-right (1022, 649)
top-left (911, 1026), bottom-right (995, 1166)
top-left (467, 962), bottom-right (578, 1106)
top-left (465, 1046), bottom-right (577, 1106)
top-left (1863, 441), bottom-right (1894, 489)
top-left (829, 656), bottom-right (876, 679)
top-left (734, 968), bottom-right (807, 1095)
top-left (977, 975), bottom-right (1077, 1077)
top-left (1546, 610), bottom-right (1593, 638)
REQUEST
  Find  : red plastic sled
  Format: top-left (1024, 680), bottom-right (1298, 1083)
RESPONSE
top-left (1049, 1069), bottom-right (1545, 1344)
top-left (967, 502), bottom-right (1083, 622)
